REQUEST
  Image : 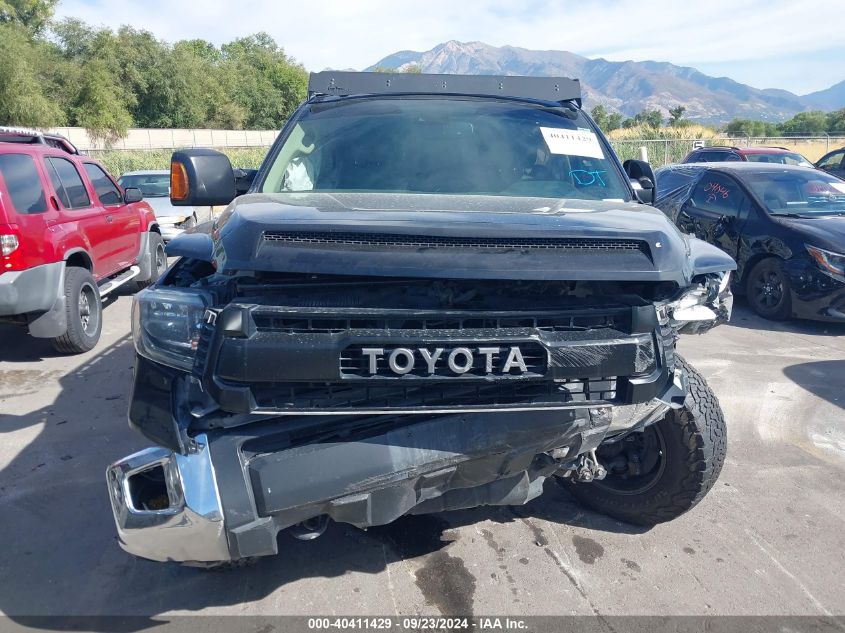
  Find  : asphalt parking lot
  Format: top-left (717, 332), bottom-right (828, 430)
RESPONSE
top-left (1, 293), bottom-right (843, 620)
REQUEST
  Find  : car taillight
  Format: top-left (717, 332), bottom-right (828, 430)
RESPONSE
top-left (0, 225), bottom-right (23, 272)
top-left (1, 234), bottom-right (19, 256)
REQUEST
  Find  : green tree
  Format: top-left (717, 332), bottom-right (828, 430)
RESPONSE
top-left (635, 109), bottom-right (663, 128)
top-left (826, 108), bottom-right (845, 135)
top-left (779, 111), bottom-right (828, 136)
top-left (72, 59), bottom-right (132, 144)
top-left (0, 23), bottom-right (64, 126)
top-left (668, 105), bottom-right (686, 126)
top-left (605, 112), bottom-right (624, 132)
top-left (0, 0), bottom-right (57, 36)
top-left (176, 39), bottom-right (221, 63)
top-left (722, 117), bottom-right (787, 137)
top-left (221, 33), bottom-right (307, 128)
top-left (590, 104), bottom-right (608, 128)
top-left (622, 109), bottom-right (663, 129)
top-left (590, 105), bottom-right (623, 132)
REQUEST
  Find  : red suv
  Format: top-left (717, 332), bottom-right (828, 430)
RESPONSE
top-left (681, 145), bottom-right (814, 166)
top-left (0, 128), bottom-right (164, 353)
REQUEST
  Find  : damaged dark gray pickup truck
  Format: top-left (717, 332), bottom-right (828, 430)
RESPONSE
top-left (107, 72), bottom-right (735, 565)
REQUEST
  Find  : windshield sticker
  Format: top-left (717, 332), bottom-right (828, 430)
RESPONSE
top-left (540, 127), bottom-right (604, 159)
top-left (830, 183), bottom-right (845, 194)
top-left (570, 169), bottom-right (607, 186)
top-left (704, 181), bottom-right (730, 203)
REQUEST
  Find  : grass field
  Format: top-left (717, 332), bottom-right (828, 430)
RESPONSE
top-left (89, 147), bottom-right (269, 177)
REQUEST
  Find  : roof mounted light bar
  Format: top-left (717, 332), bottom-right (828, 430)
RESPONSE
top-left (308, 71), bottom-right (581, 105)
top-left (0, 126), bottom-right (78, 154)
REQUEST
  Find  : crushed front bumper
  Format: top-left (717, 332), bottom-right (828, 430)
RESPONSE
top-left (107, 368), bottom-right (685, 564)
top-left (106, 437), bottom-right (229, 563)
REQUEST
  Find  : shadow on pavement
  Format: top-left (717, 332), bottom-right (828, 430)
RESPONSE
top-left (783, 360), bottom-right (845, 410)
top-left (727, 299), bottom-right (845, 338)
top-left (0, 331), bottom-right (647, 628)
top-left (0, 292), bottom-right (128, 363)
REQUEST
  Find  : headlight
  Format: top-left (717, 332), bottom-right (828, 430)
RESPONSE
top-left (660, 272), bottom-right (732, 334)
top-left (806, 245), bottom-right (845, 278)
top-left (132, 288), bottom-right (209, 371)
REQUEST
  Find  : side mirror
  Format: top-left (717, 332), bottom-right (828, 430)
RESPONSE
top-left (170, 148), bottom-right (236, 206)
top-left (624, 159), bottom-right (657, 204)
top-left (123, 187), bottom-right (143, 204)
top-left (233, 168), bottom-right (258, 196)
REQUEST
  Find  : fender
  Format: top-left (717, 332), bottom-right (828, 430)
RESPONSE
top-left (686, 235), bottom-right (737, 278)
top-left (29, 247), bottom-right (94, 338)
top-left (52, 223), bottom-right (95, 271)
top-left (165, 231), bottom-right (214, 262)
top-left (27, 265), bottom-right (67, 338)
top-left (62, 247), bottom-right (94, 270)
top-left (132, 200), bottom-right (158, 233)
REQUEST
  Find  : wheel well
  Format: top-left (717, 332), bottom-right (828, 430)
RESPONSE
top-left (739, 253), bottom-right (781, 290)
top-left (65, 251), bottom-right (93, 271)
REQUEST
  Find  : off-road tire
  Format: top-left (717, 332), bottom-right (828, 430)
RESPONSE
top-left (562, 356), bottom-right (727, 525)
top-left (51, 266), bottom-right (102, 354)
top-left (746, 257), bottom-right (792, 320)
top-left (136, 232), bottom-right (165, 290)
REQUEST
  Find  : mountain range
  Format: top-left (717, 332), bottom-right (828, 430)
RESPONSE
top-left (366, 41), bottom-right (844, 124)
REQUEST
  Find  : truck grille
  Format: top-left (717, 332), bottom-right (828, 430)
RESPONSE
top-left (263, 231), bottom-right (650, 255)
top-left (247, 377), bottom-right (618, 412)
top-left (251, 311), bottom-right (625, 334)
top-left (193, 301), bottom-right (661, 414)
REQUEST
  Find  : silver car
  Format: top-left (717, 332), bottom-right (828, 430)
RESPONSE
top-left (117, 170), bottom-right (212, 241)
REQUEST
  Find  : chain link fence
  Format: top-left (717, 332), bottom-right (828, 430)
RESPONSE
top-left (611, 136), bottom-right (845, 168)
top-left (72, 128), bottom-right (845, 176)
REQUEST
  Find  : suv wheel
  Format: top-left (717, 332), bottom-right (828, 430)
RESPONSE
top-left (51, 267), bottom-right (102, 354)
top-left (560, 356), bottom-right (727, 525)
top-left (136, 232), bottom-right (165, 290)
top-left (746, 258), bottom-right (792, 320)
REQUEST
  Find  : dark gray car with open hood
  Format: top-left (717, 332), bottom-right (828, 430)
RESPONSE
top-left (106, 72), bottom-right (735, 566)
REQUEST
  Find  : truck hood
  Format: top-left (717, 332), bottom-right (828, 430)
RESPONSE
top-left (167, 192), bottom-right (735, 284)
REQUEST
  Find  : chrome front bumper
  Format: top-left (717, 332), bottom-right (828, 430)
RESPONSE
top-left (106, 369), bottom-right (687, 564)
top-left (106, 434), bottom-right (230, 563)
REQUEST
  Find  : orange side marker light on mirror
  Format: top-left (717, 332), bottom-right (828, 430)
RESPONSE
top-left (170, 161), bottom-right (189, 201)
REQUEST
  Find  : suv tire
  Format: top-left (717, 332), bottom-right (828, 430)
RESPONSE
top-left (137, 232), bottom-right (165, 290)
top-left (561, 356), bottom-right (726, 525)
top-left (51, 267), bottom-right (102, 354)
top-left (746, 257), bottom-right (792, 320)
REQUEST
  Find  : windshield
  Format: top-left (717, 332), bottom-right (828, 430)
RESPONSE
top-left (744, 152), bottom-right (812, 167)
top-left (260, 96), bottom-right (630, 201)
top-left (746, 170), bottom-right (845, 216)
top-left (118, 173), bottom-right (170, 197)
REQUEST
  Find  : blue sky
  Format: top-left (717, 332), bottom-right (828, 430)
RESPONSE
top-left (57, 0), bottom-right (845, 95)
